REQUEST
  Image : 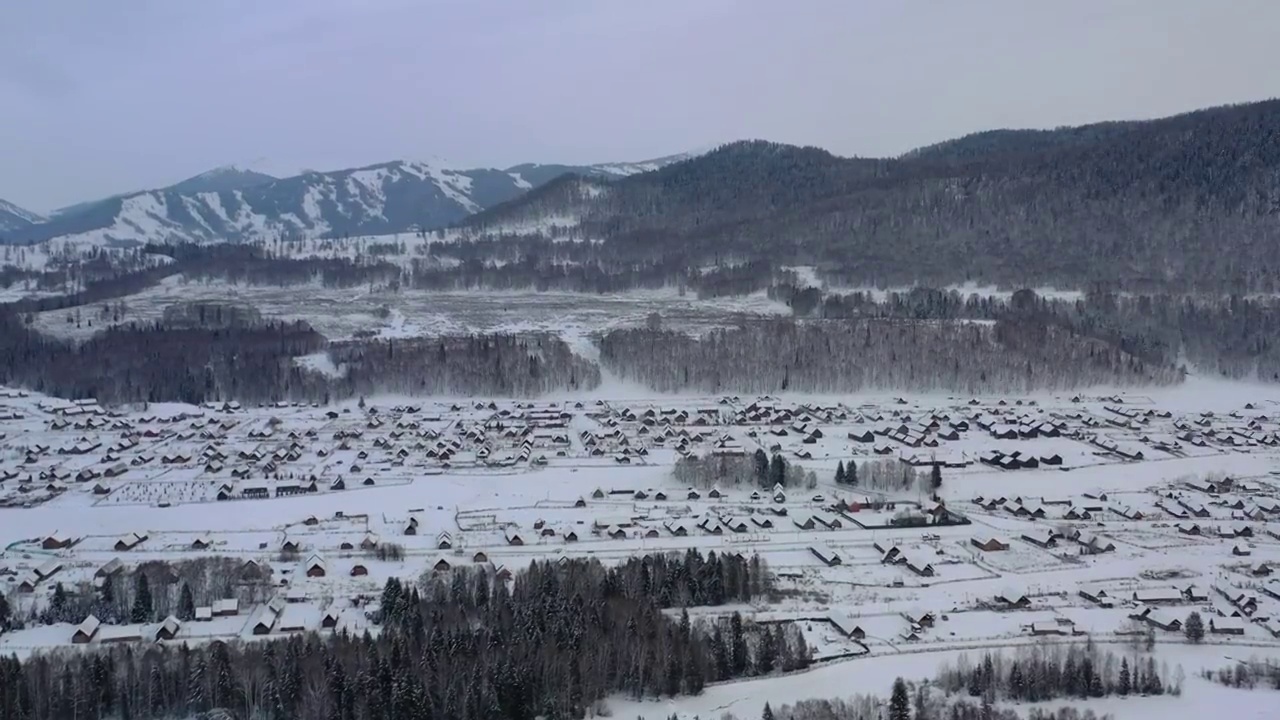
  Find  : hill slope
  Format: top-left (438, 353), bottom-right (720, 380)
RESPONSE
top-left (463, 100), bottom-right (1280, 292)
top-left (0, 198), bottom-right (45, 235)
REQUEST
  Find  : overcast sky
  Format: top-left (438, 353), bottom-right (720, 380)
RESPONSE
top-left (2, 0), bottom-right (1277, 211)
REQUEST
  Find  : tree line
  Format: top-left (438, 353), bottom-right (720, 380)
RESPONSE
top-left (599, 319), bottom-right (1179, 394)
top-left (23, 557), bottom-right (276, 631)
top-left (934, 644), bottom-right (1182, 705)
top-left (672, 450), bottom-right (817, 491)
top-left (0, 552), bottom-right (803, 720)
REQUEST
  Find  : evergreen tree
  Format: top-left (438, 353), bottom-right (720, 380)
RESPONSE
top-left (1009, 661), bottom-right (1025, 700)
top-left (729, 612), bottom-right (748, 676)
top-left (757, 626), bottom-right (777, 674)
top-left (834, 461), bottom-right (846, 485)
top-left (768, 454), bottom-right (786, 488)
top-left (148, 663), bottom-right (165, 718)
top-left (178, 583), bottom-right (196, 622)
top-left (711, 626), bottom-right (729, 681)
top-left (930, 464), bottom-right (943, 490)
top-left (848, 460), bottom-right (859, 486)
top-left (889, 677), bottom-right (911, 720)
top-left (1147, 658), bottom-right (1164, 695)
top-left (50, 582), bottom-right (68, 623)
top-left (792, 626), bottom-right (812, 669)
top-left (186, 656), bottom-right (206, 714)
top-left (1118, 658), bottom-right (1131, 696)
top-left (98, 573), bottom-right (116, 620)
top-left (1088, 663), bottom-right (1105, 697)
top-left (762, 702), bottom-right (775, 720)
top-left (1063, 653), bottom-right (1078, 697)
top-left (1185, 611), bottom-right (1205, 643)
top-left (753, 449), bottom-right (769, 482)
top-left (131, 573), bottom-right (153, 623)
top-left (0, 593), bottom-right (9, 630)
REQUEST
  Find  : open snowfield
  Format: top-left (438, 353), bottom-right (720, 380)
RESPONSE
top-left (29, 274), bottom-right (791, 343)
top-left (610, 643), bottom-right (1280, 719)
top-left (7, 378), bottom-right (1280, 715)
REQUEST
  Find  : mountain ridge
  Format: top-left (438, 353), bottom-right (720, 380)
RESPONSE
top-left (1, 153), bottom-right (696, 247)
top-left (455, 99), bottom-right (1280, 292)
top-left (0, 198), bottom-right (46, 235)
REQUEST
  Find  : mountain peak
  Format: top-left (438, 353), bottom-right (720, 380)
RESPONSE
top-left (167, 165), bottom-right (278, 195)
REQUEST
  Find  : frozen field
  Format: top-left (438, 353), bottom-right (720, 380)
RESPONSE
top-left (30, 274), bottom-right (791, 343)
top-left (6, 379), bottom-right (1280, 716)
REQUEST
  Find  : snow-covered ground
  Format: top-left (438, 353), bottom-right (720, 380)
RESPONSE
top-left (5, 379), bottom-right (1280, 718)
top-left (29, 275), bottom-right (791, 343)
top-left (610, 643), bottom-right (1280, 719)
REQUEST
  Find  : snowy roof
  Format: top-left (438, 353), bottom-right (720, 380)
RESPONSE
top-left (75, 615), bottom-right (101, 638)
top-left (1211, 616), bottom-right (1246, 631)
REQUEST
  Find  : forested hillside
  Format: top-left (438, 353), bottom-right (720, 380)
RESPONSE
top-left (464, 100), bottom-right (1280, 292)
top-left (599, 319), bottom-right (1178, 394)
top-left (29, 243), bottom-right (1280, 398)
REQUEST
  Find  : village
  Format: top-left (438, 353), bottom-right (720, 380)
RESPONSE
top-left (5, 383), bottom-right (1280, 666)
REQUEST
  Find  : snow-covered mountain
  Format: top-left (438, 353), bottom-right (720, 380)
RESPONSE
top-left (2, 154), bottom-right (694, 247)
top-left (48, 166), bottom-right (279, 221)
top-left (0, 198), bottom-right (45, 235)
top-left (164, 165), bottom-right (278, 196)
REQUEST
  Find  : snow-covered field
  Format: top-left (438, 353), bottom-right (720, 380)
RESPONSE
top-left (6, 379), bottom-right (1280, 716)
top-left (29, 274), bottom-right (791, 342)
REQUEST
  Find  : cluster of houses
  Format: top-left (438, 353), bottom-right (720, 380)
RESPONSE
top-left (1166, 410), bottom-right (1280, 449)
top-left (874, 541), bottom-right (936, 577)
top-left (4, 396), bottom-right (623, 508)
top-left (1107, 581), bottom-right (1274, 636)
top-left (962, 524), bottom-right (1120, 556)
top-left (978, 449), bottom-right (1063, 470)
top-left (971, 493), bottom-right (1122, 525)
top-left (729, 399), bottom-right (846, 427)
top-left (72, 614), bottom-right (184, 645)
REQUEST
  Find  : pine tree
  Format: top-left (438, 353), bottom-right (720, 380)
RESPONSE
top-left (848, 460), bottom-right (859, 486)
top-left (149, 663), bottom-right (165, 718)
top-left (768, 454), bottom-right (786, 488)
top-left (711, 626), bottom-right (729, 680)
top-left (0, 593), bottom-right (9, 630)
top-left (757, 626), bottom-right (777, 674)
top-left (1147, 658), bottom-right (1164, 695)
top-left (792, 626), bottom-right (812, 669)
top-left (834, 461), bottom-right (846, 485)
top-left (890, 677), bottom-right (911, 720)
top-left (131, 573), bottom-right (153, 623)
top-left (1185, 611), bottom-right (1205, 643)
top-left (178, 583), bottom-right (196, 621)
top-left (729, 612), bottom-right (748, 676)
top-left (98, 573), bottom-right (115, 620)
top-left (1009, 661), bottom-right (1025, 700)
top-left (1063, 653), bottom-right (1079, 697)
top-left (1118, 658), bottom-right (1131, 696)
top-left (930, 464), bottom-right (943, 490)
top-left (754, 449), bottom-right (769, 482)
top-left (1088, 663), bottom-right (1105, 697)
top-left (762, 701), bottom-right (775, 720)
top-left (187, 656), bottom-right (207, 714)
top-left (50, 582), bottom-right (68, 623)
